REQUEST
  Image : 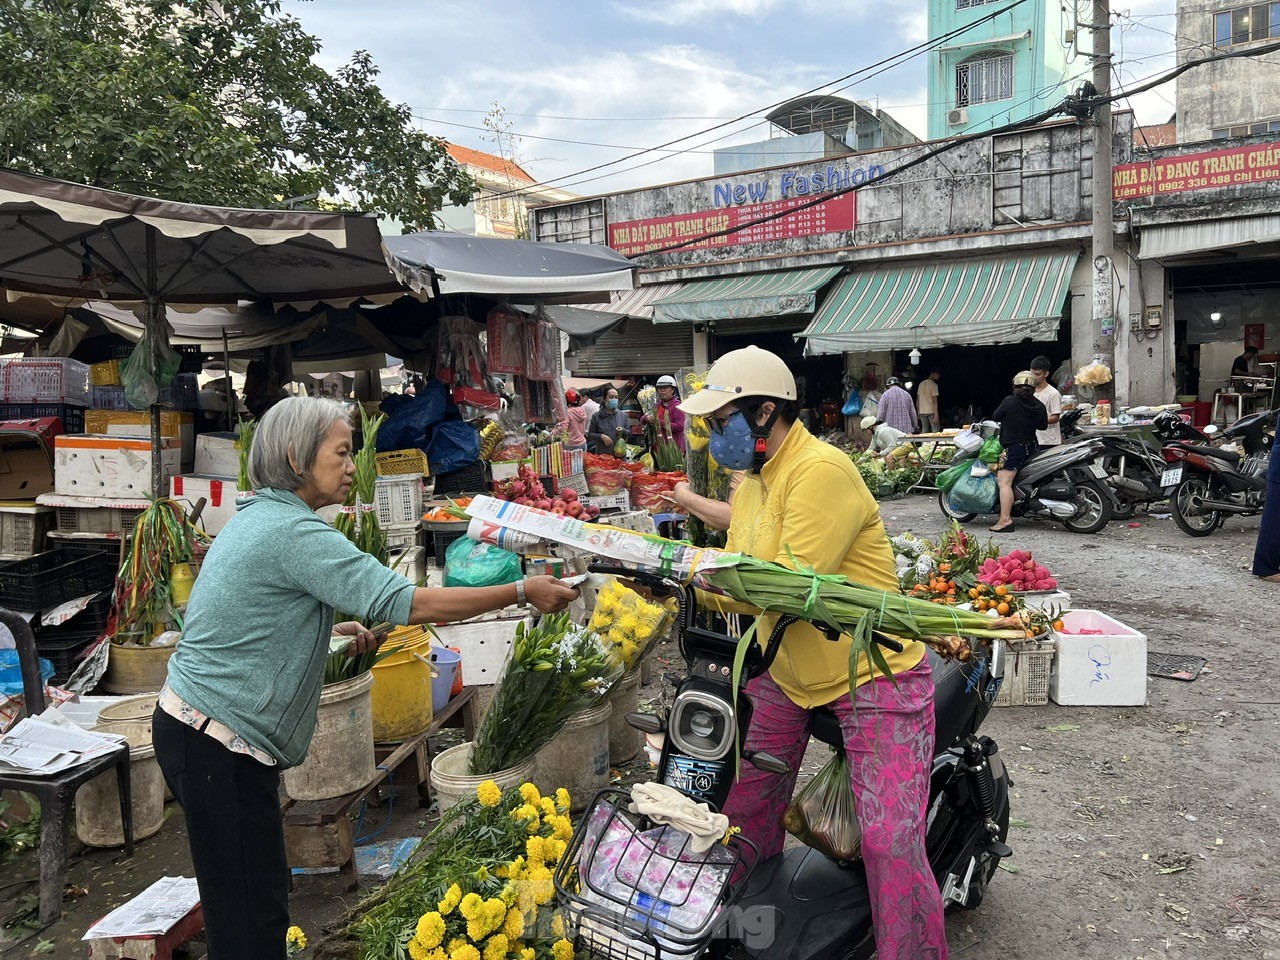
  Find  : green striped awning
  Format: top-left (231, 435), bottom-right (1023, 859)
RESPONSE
top-left (652, 266), bottom-right (842, 324)
top-left (801, 252), bottom-right (1078, 354)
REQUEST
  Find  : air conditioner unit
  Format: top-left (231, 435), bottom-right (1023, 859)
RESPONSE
top-left (948, 108), bottom-right (969, 126)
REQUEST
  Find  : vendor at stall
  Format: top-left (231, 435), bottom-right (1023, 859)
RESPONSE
top-left (860, 415), bottom-right (908, 467)
top-left (153, 396), bottom-right (579, 960)
top-left (644, 374), bottom-right (687, 452)
top-left (556, 388), bottom-right (590, 451)
top-left (587, 386), bottom-right (629, 454)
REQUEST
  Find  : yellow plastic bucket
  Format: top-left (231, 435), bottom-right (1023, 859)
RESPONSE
top-left (370, 624), bottom-right (435, 743)
top-left (169, 562), bottom-right (196, 606)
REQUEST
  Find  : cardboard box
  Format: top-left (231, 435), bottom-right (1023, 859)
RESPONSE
top-left (194, 432), bottom-right (240, 478)
top-left (85, 410), bottom-right (195, 472)
top-left (1050, 609), bottom-right (1148, 706)
top-left (170, 474), bottom-right (243, 535)
top-left (54, 435), bottom-right (181, 499)
top-left (0, 438), bottom-right (55, 499)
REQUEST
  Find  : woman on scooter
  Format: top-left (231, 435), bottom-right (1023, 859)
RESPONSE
top-left (679, 346), bottom-right (948, 960)
top-left (989, 371), bottom-right (1048, 533)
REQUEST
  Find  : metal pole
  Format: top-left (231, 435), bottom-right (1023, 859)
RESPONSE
top-left (222, 327), bottom-right (234, 430)
top-left (145, 227), bottom-right (164, 499)
top-left (1090, 0), bottom-right (1115, 400)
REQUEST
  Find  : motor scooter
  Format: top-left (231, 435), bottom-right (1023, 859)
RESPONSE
top-left (1058, 410), bottom-right (1170, 519)
top-left (555, 568), bottom-right (1013, 960)
top-left (1155, 408), bottom-right (1275, 537)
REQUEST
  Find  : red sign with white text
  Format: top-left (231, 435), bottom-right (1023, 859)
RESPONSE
top-left (608, 192), bottom-right (856, 257)
top-left (1113, 141), bottom-right (1280, 200)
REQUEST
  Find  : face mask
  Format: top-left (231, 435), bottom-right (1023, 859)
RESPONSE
top-left (605, 399), bottom-right (619, 411)
top-left (708, 411), bottom-right (757, 471)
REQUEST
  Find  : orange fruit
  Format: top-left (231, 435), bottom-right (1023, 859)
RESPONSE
top-left (939, 562), bottom-right (952, 573)
top-left (1052, 619), bottom-right (1065, 631)
top-left (994, 585), bottom-right (1008, 597)
top-left (997, 601), bottom-right (1011, 615)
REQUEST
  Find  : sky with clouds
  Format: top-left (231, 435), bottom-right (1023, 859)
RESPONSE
top-left (287, 0), bottom-right (1182, 197)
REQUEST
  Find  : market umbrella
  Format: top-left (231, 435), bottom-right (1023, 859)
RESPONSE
top-left (0, 166), bottom-right (403, 493)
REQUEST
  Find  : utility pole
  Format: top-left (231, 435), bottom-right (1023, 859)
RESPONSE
top-left (1090, 0), bottom-right (1115, 398)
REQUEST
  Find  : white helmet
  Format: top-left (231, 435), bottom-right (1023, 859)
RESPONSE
top-left (656, 375), bottom-right (678, 388)
top-left (678, 346), bottom-right (797, 417)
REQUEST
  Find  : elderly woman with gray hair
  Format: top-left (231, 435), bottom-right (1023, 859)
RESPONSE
top-left (153, 397), bottom-right (578, 960)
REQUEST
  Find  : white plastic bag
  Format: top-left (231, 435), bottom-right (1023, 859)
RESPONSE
top-left (953, 427), bottom-right (983, 454)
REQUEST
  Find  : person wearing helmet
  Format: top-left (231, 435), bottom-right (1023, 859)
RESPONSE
top-left (679, 346), bottom-right (946, 960)
top-left (876, 375), bottom-right (918, 435)
top-left (649, 374), bottom-right (687, 452)
top-left (989, 371), bottom-right (1049, 532)
top-left (556, 388), bottom-right (590, 451)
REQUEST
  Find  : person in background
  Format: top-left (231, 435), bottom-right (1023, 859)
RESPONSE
top-left (678, 346), bottom-right (947, 960)
top-left (1252, 450), bottom-right (1280, 582)
top-left (587, 386), bottom-right (629, 455)
top-left (556, 389), bottom-right (590, 451)
top-left (580, 390), bottom-right (600, 422)
top-left (1232, 345), bottom-right (1259, 378)
top-left (877, 376), bottom-right (918, 435)
top-left (647, 374), bottom-right (687, 452)
top-left (154, 397), bottom-right (578, 960)
top-left (860, 414), bottom-right (908, 466)
top-left (990, 371), bottom-right (1048, 533)
top-left (1030, 355), bottom-right (1062, 446)
top-left (916, 368), bottom-right (941, 432)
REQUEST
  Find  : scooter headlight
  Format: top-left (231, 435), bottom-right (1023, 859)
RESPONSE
top-left (668, 689), bottom-right (736, 761)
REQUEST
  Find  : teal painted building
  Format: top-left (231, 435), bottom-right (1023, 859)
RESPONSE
top-left (927, 0), bottom-right (1085, 141)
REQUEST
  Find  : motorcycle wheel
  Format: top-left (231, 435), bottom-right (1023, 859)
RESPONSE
top-left (1062, 479), bottom-right (1112, 534)
top-left (1110, 496), bottom-right (1137, 521)
top-left (1171, 475), bottom-right (1224, 537)
top-left (938, 490), bottom-right (976, 523)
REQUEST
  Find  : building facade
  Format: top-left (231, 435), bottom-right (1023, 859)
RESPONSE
top-left (927, 0), bottom-right (1084, 141)
top-left (437, 144), bottom-right (577, 239)
top-left (1176, 0), bottom-right (1280, 143)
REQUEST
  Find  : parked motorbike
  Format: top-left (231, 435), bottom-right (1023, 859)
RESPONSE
top-left (1155, 408), bottom-right (1275, 537)
top-left (938, 422), bottom-right (1118, 533)
top-left (556, 567), bottom-right (1013, 960)
top-left (1058, 410), bottom-right (1170, 520)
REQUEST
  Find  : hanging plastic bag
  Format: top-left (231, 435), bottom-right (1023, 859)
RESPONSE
top-left (953, 427), bottom-right (983, 454)
top-left (121, 325), bottom-right (181, 409)
top-left (978, 436), bottom-right (1004, 465)
top-left (949, 471), bottom-right (998, 515)
top-left (841, 389), bottom-right (862, 417)
top-left (969, 460), bottom-right (992, 478)
top-left (0, 650), bottom-right (53, 697)
top-left (443, 537), bottom-right (523, 588)
top-left (782, 752), bottom-right (861, 861)
top-left (936, 457), bottom-right (977, 495)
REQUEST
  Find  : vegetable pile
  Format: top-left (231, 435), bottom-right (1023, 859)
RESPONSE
top-left (977, 550), bottom-right (1058, 592)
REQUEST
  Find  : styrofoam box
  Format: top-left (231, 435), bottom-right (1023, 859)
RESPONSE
top-left (194, 432), bottom-right (240, 478)
top-left (1050, 609), bottom-right (1147, 706)
top-left (431, 614), bottom-right (531, 686)
top-left (1016, 589), bottom-right (1072, 612)
top-left (170, 474), bottom-right (243, 535)
top-left (54, 435), bottom-right (182, 499)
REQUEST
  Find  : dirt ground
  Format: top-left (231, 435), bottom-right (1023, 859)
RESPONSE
top-left (3, 495), bottom-right (1278, 959)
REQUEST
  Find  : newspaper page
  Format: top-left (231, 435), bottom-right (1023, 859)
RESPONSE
top-left (83, 876), bottom-right (201, 940)
top-left (0, 716), bottom-right (126, 776)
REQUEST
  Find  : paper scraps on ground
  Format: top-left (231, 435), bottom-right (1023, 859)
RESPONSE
top-left (82, 876), bottom-right (200, 940)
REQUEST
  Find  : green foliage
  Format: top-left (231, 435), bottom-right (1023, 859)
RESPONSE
top-left (0, 792), bottom-right (40, 862)
top-left (0, 1), bottom-right (475, 229)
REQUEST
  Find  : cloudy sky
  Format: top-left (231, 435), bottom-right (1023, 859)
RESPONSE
top-left (287, 0), bottom-right (1181, 196)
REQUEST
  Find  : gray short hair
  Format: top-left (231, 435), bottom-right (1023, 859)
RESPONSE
top-left (248, 396), bottom-right (353, 491)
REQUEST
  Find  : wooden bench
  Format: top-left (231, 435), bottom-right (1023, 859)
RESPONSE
top-left (281, 687), bottom-right (478, 889)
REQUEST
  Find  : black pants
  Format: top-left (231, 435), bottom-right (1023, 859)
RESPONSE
top-left (153, 707), bottom-right (288, 960)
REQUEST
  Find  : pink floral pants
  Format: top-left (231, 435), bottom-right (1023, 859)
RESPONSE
top-left (722, 659), bottom-right (948, 960)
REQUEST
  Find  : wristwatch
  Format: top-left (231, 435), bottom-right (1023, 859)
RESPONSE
top-left (514, 578), bottom-right (528, 607)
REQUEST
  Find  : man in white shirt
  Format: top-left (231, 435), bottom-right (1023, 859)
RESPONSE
top-left (917, 369), bottom-right (940, 433)
top-left (1030, 355), bottom-right (1062, 446)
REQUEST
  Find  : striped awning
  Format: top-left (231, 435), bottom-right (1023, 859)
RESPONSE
top-left (801, 252), bottom-right (1077, 354)
top-left (652, 266), bottom-right (842, 324)
top-left (595, 282), bottom-right (681, 319)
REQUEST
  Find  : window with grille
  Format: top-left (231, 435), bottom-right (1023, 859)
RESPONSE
top-left (956, 0), bottom-right (996, 7)
top-left (956, 53), bottom-right (1014, 107)
top-left (532, 199), bottom-right (607, 245)
top-left (1212, 117), bottom-right (1280, 138)
top-left (1214, 3), bottom-right (1280, 47)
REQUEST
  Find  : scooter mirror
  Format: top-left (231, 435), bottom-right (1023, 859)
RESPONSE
top-left (625, 711), bottom-right (665, 734)
top-left (745, 750), bottom-right (790, 774)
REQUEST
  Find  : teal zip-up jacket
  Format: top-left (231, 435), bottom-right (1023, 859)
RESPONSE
top-left (165, 488), bottom-right (416, 767)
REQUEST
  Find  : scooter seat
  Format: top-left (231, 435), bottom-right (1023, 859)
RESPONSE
top-left (1174, 443), bottom-right (1240, 462)
top-left (810, 705), bottom-right (843, 748)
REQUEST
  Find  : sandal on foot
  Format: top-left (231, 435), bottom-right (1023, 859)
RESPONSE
top-left (989, 523), bottom-right (1015, 533)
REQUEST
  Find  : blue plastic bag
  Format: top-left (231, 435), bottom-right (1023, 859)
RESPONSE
top-left (949, 471), bottom-right (997, 515)
top-left (427, 420), bottom-right (481, 476)
top-left (377, 380), bottom-right (450, 452)
top-left (841, 389), bottom-right (862, 416)
top-left (443, 537), bottom-right (523, 588)
top-left (0, 649), bottom-right (53, 697)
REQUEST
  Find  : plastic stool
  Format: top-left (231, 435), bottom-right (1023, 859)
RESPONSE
top-left (1211, 392), bottom-right (1240, 426)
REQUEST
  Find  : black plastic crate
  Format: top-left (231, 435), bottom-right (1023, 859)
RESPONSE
top-left (431, 528), bottom-right (467, 566)
top-left (35, 635), bottom-right (97, 682)
top-left (433, 462), bottom-right (485, 496)
top-left (35, 590), bottom-right (113, 643)
top-left (0, 548), bottom-right (117, 611)
top-left (57, 538), bottom-right (125, 584)
top-left (0, 402), bottom-right (86, 434)
top-left (175, 344), bottom-right (204, 374)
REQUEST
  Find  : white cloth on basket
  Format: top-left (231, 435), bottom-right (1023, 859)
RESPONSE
top-left (627, 782), bottom-right (729, 854)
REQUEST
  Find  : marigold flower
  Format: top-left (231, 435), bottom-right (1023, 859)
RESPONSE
top-left (520, 949), bottom-right (535, 960)
top-left (553, 936), bottom-right (574, 960)
top-left (414, 912), bottom-right (447, 949)
top-left (554, 788), bottom-right (571, 812)
top-left (551, 913), bottom-right (566, 938)
top-left (550, 814), bottom-right (574, 842)
top-left (449, 944), bottom-right (481, 960)
top-left (526, 835), bottom-right (545, 866)
top-left (539, 796), bottom-right (557, 818)
top-left (518, 782), bottom-right (541, 805)
top-left (459, 892), bottom-right (484, 920)
top-left (503, 905), bottom-right (525, 939)
top-left (482, 933), bottom-right (508, 960)
top-left (438, 883), bottom-right (463, 916)
top-left (530, 866), bottom-right (555, 906)
top-left (285, 925), bottom-right (306, 954)
top-left (407, 940), bottom-right (431, 960)
top-left (476, 779), bottom-right (503, 808)
top-left (513, 802), bottom-right (540, 826)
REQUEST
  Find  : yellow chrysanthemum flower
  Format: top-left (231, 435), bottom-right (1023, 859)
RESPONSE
top-left (415, 912), bottom-right (447, 949)
top-left (525, 835), bottom-right (544, 866)
top-left (620, 639), bottom-right (639, 664)
top-left (482, 934), bottom-right (509, 960)
top-left (553, 936), bottom-right (574, 960)
top-left (530, 866), bottom-right (555, 906)
top-left (520, 949), bottom-right (535, 960)
top-left (438, 883), bottom-right (463, 916)
top-left (554, 788), bottom-right (571, 812)
top-left (449, 944), bottom-right (481, 960)
top-left (485, 898), bottom-right (506, 924)
top-left (551, 912), bottom-right (566, 938)
top-left (286, 925), bottom-right (306, 948)
top-left (503, 905), bottom-right (525, 939)
top-left (476, 779), bottom-right (502, 807)
top-left (459, 892), bottom-right (485, 920)
top-left (513, 802), bottom-right (540, 825)
top-left (447, 939), bottom-right (469, 954)
top-left (617, 613), bottom-right (640, 637)
top-left (407, 940), bottom-right (431, 960)
top-left (519, 782), bottom-right (541, 805)
top-left (550, 814), bottom-right (574, 842)
top-left (507, 855), bottom-right (526, 879)
top-left (543, 837), bottom-right (566, 864)
top-left (539, 796), bottom-right (557, 818)
top-left (466, 917), bottom-right (490, 942)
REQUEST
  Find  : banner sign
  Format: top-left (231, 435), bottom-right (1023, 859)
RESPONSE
top-left (1113, 141), bottom-right (1280, 200)
top-left (608, 192), bottom-right (856, 257)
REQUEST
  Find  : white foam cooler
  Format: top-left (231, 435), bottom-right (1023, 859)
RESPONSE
top-left (1050, 609), bottom-right (1147, 706)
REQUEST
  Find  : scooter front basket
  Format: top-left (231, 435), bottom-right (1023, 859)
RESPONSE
top-left (554, 787), bottom-right (758, 959)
